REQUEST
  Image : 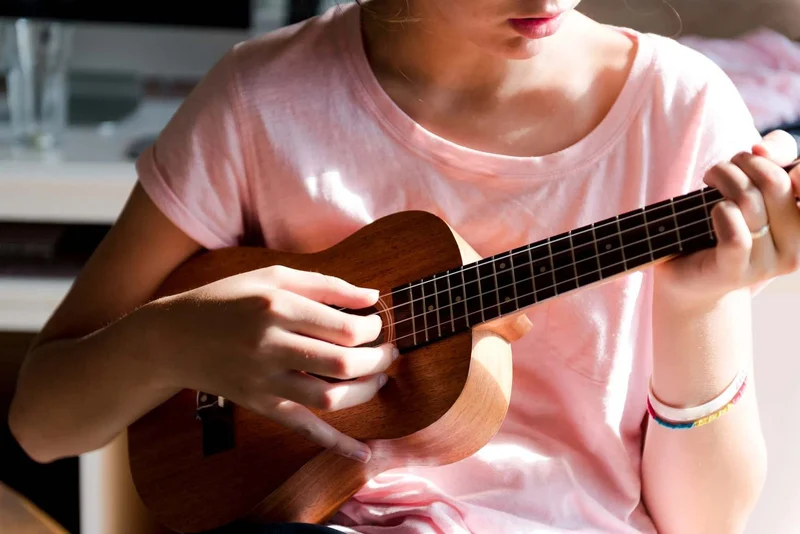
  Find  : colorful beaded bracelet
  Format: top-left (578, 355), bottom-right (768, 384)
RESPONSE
top-left (646, 374), bottom-right (748, 430)
top-left (648, 368), bottom-right (748, 423)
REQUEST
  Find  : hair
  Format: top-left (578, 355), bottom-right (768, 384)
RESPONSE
top-left (351, 0), bottom-right (421, 25)
top-left (622, 0), bottom-right (683, 38)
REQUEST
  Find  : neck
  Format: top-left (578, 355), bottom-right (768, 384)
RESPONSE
top-left (390, 187), bottom-right (724, 352)
top-left (359, 0), bottom-right (575, 99)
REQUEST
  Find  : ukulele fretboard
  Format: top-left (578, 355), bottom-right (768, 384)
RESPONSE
top-left (391, 187), bottom-right (723, 351)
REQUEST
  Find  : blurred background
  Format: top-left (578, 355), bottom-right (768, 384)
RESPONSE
top-left (0, 1), bottom-right (799, 533)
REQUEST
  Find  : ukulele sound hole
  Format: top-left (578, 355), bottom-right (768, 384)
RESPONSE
top-left (351, 305), bottom-right (386, 348)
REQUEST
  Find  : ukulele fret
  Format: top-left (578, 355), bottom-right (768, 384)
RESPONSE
top-left (669, 197), bottom-right (683, 252)
top-left (512, 244), bottom-right (536, 309)
top-left (619, 208), bottom-right (651, 269)
top-left (614, 215), bottom-right (628, 271)
top-left (433, 275), bottom-right (442, 339)
top-left (645, 198), bottom-right (682, 258)
top-left (422, 276), bottom-right (438, 342)
top-left (570, 225), bottom-right (602, 287)
top-left (593, 215), bottom-right (626, 279)
top-left (495, 252), bottom-right (517, 315)
top-left (449, 269), bottom-right (469, 330)
top-left (462, 264), bottom-right (484, 326)
top-left (549, 232), bottom-right (578, 294)
top-left (478, 259), bottom-right (500, 321)
top-left (409, 281), bottom-right (427, 344)
top-left (532, 237), bottom-right (556, 301)
top-left (590, 223), bottom-right (603, 281)
top-left (435, 273), bottom-right (453, 337)
top-left (673, 189), bottom-right (716, 255)
top-left (641, 208), bottom-right (655, 263)
top-left (700, 188), bottom-right (714, 240)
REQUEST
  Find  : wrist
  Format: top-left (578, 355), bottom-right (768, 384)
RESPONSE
top-left (651, 287), bottom-right (749, 407)
top-left (652, 270), bottom-right (743, 316)
top-left (125, 298), bottom-right (183, 391)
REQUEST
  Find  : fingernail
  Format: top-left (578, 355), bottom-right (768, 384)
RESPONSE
top-left (392, 347), bottom-right (400, 361)
top-left (351, 449), bottom-right (371, 463)
top-left (378, 373), bottom-right (388, 387)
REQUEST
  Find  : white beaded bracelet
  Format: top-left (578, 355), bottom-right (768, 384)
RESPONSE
top-left (648, 369), bottom-right (748, 423)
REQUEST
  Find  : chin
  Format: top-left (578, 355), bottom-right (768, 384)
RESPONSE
top-left (501, 37), bottom-right (549, 59)
top-left (480, 35), bottom-right (550, 60)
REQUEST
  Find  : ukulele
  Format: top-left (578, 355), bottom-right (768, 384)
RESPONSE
top-left (127, 162), bottom-right (800, 533)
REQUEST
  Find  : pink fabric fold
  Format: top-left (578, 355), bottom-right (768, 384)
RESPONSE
top-left (680, 28), bottom-right (800, 132)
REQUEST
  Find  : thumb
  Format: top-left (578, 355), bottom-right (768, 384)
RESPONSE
top-left (752, 130), bottom-right (799, 167)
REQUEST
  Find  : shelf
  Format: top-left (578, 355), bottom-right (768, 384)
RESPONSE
top-left (0, 98), bottom-right (181, 224)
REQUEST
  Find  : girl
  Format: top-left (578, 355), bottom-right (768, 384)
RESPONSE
top-left (9, 1), bottom-right (800, 533)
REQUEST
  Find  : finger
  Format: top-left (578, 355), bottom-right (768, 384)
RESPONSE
top-left (730, 153), bottom-right (797, 258)
top-left (272, 370), bottom-right (389, 412)
top-left (705, 159), bottom-right (768, 234)
top-left (275, 331), bottom-right (398, 379)
top-left (268, 399), bottom-right (372, 462)
top-left (261, 265), bottom-right (379, 309)
top-left (269, 288), bottom-right (383, 347)
top-left (710, 200), bottom-right (752, 282)
top-left (789, 164), bottom-right (800, 198)
top-left (752, 130), bottom-right (799, 167)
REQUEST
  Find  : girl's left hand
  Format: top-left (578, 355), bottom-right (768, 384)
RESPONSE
top-left (655, 130), bottom-right (800, 309)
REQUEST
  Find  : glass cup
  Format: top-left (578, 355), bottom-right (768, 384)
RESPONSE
top-left (5, 18), bottom-right (73, 150)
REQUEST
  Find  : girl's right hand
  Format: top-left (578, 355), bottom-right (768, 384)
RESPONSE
top-left (146, 264), bottom-right (396, 463)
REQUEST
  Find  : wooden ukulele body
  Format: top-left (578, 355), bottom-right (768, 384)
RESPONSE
top-left (127, 211), bottom-right (532, 533)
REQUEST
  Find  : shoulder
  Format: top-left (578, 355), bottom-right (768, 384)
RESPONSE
top-left (634, 30), bottom-right (761, 169)
top-left (225, 4), bottom-right (353, 96)
top-left (644, 32), bottom-right (744, 107)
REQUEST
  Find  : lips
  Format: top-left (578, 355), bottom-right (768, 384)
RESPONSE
top-left (508, 12), bottom-right (566, 39)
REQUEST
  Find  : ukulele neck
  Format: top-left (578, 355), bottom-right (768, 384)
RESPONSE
top-left (390, 187), bottom-right (723, 352)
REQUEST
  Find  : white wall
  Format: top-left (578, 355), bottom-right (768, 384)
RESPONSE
top-left (65, 0), bottom-right (343, 78)
top-left (68, 25), bottom-right (247, 79)
top-left (748, 281), bottom-right (800, 533)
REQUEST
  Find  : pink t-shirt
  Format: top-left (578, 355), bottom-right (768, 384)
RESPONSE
top-left (136, 3), bottom-right (761, 533)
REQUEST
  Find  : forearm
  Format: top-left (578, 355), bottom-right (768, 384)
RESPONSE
top-left (642, 286), bottom-right (767, 534)
top-left (8, 305), bottom-right (178, 463)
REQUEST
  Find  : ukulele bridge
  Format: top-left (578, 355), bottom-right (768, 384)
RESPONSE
top-left (196, 391), bottom-right (235, 456)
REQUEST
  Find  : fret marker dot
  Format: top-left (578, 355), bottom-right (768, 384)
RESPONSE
top-left (455, 296), bottom-right (462, 302)
top-left (428, 305), bottom-right (434, 311)
top-left (540, 266), bottom-right (546, 273)
top-left (504, 297), bottom-right (511, 302)
top-left (499, 262), bottom-right (506, 269)
top-left (658, 225), bottom-right (665, 233)
top-left (605, 244), bottom-right (612, 250)
top-left (200, 395), bottom-right (207, 403)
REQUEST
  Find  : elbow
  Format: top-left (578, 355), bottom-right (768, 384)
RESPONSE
top-left (706, 438), bottom-right (768, 534)
top-left (8, 392), bottom-right (62, 464)
top-left (719, 439), bottom-right (769, 533)
top-left (741, 436), bottom-right (769, 517)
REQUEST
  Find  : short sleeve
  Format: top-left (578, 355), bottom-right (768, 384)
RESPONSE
top-left (686, 55), bottom-right (763, 191)
top-left (136, 47), bottom-right (251, 250)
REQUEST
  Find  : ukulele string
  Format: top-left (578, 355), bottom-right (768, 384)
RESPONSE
top-left (386, 215), bottom-right (721, 346)
top-left (370, 163), bottom-right (800, 304)
top-left (361, 195), bottom-right (721, 326)
top-left (372, 188), bottom-right (722, 302)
